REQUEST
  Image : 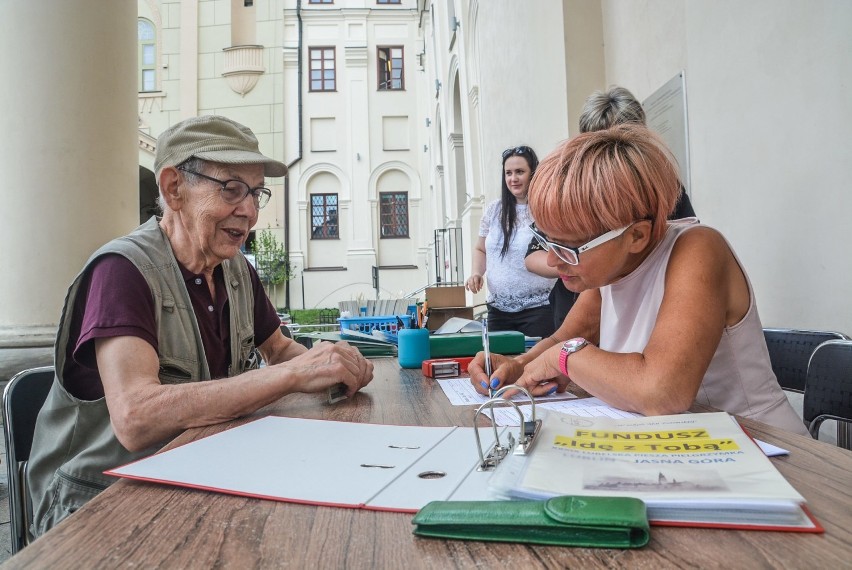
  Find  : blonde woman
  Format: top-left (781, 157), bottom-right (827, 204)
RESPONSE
top-left (469, 125), bottom-right (807, 435)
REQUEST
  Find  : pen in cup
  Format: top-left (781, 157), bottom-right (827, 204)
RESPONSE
top-left (481, 318), bottom-right (493, 397)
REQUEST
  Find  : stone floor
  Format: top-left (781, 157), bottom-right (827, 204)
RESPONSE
top-left (0, 346), bottom-right (54, 563)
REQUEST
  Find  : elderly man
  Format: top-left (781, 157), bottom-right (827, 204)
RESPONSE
top-left (27, 115), bottom-right (374, 536)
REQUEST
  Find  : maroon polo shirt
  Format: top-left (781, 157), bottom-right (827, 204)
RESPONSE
top-left (63, 254), bottom-right (280, 400)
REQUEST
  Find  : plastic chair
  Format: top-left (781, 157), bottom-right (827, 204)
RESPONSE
top-left (803, 340), bottom-right (852, 450)
top-left (763, 328), bottom-right (850, 393)
top-left (2, 366), bottom-right (55, 554)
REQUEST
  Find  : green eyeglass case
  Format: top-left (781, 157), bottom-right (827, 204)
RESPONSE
top-left (412, 496), bottom-right (649, 549)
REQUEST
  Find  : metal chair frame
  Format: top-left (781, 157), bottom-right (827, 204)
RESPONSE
top-left (763, 328), bottom-right (850, 393)
top-left (2, 366), bottom-right (55, 554)
top-left (803, 340), bottom-right (852, 450)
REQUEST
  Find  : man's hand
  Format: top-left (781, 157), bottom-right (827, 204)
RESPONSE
top-left (98, 338), bottom-right (374, 453)
top-left (277, 340), bottom-right (373, 397)
top-left (467, 351), bottom-right (524, 395)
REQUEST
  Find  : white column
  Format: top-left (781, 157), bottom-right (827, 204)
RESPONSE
top-left (344, 44), bottom-right (373, 252)
top-left (0, 1), bottom-right (138, 344)
top-left (180, 0), bottom-right (199, 117)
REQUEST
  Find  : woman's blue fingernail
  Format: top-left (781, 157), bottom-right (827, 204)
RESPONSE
top-left (480, 381), bottom-right (489, 389)
top-left (490, 378), bottom-right (500, 389)
top-left (547, 386), bottom-right (558, 395)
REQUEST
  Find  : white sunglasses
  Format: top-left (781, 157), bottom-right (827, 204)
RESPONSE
top-left (529, 222), bottom-right (637, 265)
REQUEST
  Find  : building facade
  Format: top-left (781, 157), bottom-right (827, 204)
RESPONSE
top-left (137, 0), bottom-right (436, 311)
top-left (1, 0), bottom-right (849, 350)
top-left (422, 0), bottom-right (852, 332)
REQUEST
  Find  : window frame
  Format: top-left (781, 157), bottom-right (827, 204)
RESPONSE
top-left (138, 18), bottom-right (157, 93)
top-left (309, 46), bottom-right (337, 92)
top-left (376, 0), bottom-right (402, 4)
top-left (377, 46), bottom-right (405, 91)
top-left (310, 193), bottom-right (340, 240)
top-left (379, 191), bottom-right (409, 238)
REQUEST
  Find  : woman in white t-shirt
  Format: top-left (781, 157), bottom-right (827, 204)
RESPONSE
top-left (465, 145), bottom-right (556, 338)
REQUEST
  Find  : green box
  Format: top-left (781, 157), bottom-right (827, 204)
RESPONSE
top-left (428, 331), bottom-right (525, 358)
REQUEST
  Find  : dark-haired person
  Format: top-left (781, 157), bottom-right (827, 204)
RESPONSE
top-left (469, 125), bottom-right (807, 435)
top-left (465, 145), bottom-right (556, 338)
top-left (27, 115), bottom-right (374, 537)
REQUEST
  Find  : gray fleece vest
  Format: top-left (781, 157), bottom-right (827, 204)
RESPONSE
top-left (28, 217), bottom-right (256, 537)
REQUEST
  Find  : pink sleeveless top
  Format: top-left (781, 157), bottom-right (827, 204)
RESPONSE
top-left (599, 220), bottom-right (808, 435)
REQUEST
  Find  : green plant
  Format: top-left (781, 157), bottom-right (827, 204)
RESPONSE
top-left (290, 309), bottom-right (323, 325)
top-left (254, 227), bottom-right (294, 305)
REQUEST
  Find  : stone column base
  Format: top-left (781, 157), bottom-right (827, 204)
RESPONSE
top-left (0, 326), bottom-right (56, 349)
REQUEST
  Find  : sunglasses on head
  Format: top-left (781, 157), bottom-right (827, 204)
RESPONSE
top-left (502, 146), bottom-right (532, 160)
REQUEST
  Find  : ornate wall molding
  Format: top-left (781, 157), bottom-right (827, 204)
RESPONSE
top-left (138, 130), bottom-right (157, 155)
top-left (468, 85), bottom-right (479, 108)
top-left (138, 91), bottom-right (165, 114)
top-left (345, 45), bottom-right (368, 68)
top-left (222, 45), bottom-right (266, 97)
top-left (447, 133), bottom-right (464, 150)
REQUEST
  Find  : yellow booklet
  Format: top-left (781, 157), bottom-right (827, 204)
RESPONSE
top-left (488, 411), bottom-right (822, 532)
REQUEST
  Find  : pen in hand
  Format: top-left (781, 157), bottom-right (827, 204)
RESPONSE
top-left (481, 318), bottom-right (494, 397)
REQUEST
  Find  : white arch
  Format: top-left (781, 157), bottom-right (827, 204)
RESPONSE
top-left (432, 104), bottom-right (444, 166)
top-left (465, 0), bottom-right (480, 88)
top-left (447, 55), bottom-right (462, 133)
top-left (368, 160), bottom-right (422, 201)
top-left (298, 162), bottom-right (351, 202)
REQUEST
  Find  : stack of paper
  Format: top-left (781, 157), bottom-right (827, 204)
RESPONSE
top-left (293, 331), bottom-right (397, 358)
top-left (338, 298), bottom-right (416, 317)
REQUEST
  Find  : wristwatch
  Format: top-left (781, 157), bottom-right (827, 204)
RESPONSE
top-left (558, 337), bottom-right (589, 377)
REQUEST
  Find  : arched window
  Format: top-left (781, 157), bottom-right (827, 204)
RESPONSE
top-left (138, 18), bottom-right (157, 92)
top-left (379, 191), bottom-right (409, 238)
top-left (311, 193), bottom-right (339, 239)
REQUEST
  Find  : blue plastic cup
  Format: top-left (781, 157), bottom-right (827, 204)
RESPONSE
top-left (398, 328), bottom-right (430, 369)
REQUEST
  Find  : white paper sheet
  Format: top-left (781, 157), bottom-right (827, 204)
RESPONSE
top-left (436, 377), bottom-right (578, 406)
top-left (486, 397), bottom-right (640, 426)
top-left (756, 440), bottom-right (789, 457)
top-left (432, 317), bottom-right (482, 334)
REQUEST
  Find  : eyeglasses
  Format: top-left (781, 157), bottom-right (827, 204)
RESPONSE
top-left (178, 167), bottom-right (272, 209)
top-left (502, 146), bottom-right (532, 159)
top-left (529, 222), bottom-right (635, 265)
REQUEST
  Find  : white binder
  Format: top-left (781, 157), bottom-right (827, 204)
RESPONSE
top-left (107, 387), bottom-right (540, 512)
top-left (106, 413), bottom-right (524, 512)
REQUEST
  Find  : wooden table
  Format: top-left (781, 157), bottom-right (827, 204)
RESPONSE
top-left (5, 358), bottom-right (852, 569)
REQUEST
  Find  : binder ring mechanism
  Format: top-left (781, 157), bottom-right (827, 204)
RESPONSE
top-left (474, 385), bottom-right (542, 471)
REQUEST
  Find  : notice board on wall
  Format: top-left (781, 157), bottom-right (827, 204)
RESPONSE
top-left (643, 71), bottom-right (691, 196)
